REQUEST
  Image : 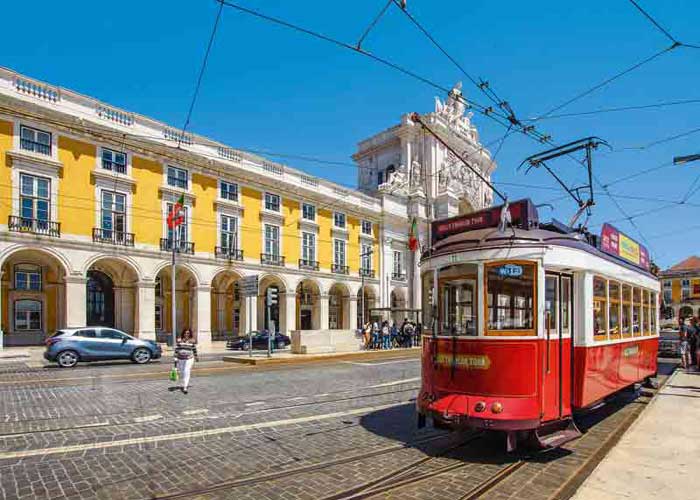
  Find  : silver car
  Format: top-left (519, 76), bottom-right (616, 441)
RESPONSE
top-left (44, 327), bottom-right (162, 368)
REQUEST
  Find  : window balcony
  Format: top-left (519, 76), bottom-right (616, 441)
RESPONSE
top-left (20, 139), bottom-right (51, 156)
top-left (102, 159), bottom-right (126, 174)
top-left (8, 216), bottom-right (60, 237)
top-left (92, 228), bottom-right (134, 247)
top-left (160, 238), bottom-right (194, 254)
top-left (299, 258), bottom-right (319, 271)
top-left (215, 246), bottom-right (243, 261)
top-left (332, 264), bottom-right (349, 275)
top-left (392, 272), bottom-right (407, 281)
top-left (261, 253), bottom-right (285, 266)
top-left (360, 268), bottom-right (375, 278)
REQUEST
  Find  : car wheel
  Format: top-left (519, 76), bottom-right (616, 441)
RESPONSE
top-left (242, 342), bottom-right (249, 350)
top-left (276, 340), bottom-right (285, 349)
top-left (57, 350), bottom-right (79, 368)
top-left (132, 348), bottom-right (152, 364)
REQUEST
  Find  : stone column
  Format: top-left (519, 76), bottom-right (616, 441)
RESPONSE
top-left (135, 281), bottom-right (156, 341)
top-left (194, 285), bottom-right (212, 349)
top-left (348, 296), bottom-right (358, 331)
top-left (282, 291), bottom-right (296, 334)
top-left (319, 294), bottom-right (330, 330)
top-left (65, 276), bottom-right (87, 328)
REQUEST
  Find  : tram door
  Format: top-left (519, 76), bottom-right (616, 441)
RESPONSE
top-left (543, 273), bottom-right (573, 421)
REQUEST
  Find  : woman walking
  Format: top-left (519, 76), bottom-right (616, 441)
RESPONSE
top-left (679, 320), bottom-right (691, 371)
top-left (174, 328), bottom-right (199, 394)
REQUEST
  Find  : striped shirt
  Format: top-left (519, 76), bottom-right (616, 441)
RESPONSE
top-left (174, 340), bottom-right (198, 360)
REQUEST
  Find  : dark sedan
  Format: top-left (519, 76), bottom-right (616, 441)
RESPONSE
top-left (226, 331), bottom-right (291, 350)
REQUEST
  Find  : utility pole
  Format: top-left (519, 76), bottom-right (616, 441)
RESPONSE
top-left (360, 248), bottom-right (374, 328)
top-left (171, 228), bottom-right (177, 349)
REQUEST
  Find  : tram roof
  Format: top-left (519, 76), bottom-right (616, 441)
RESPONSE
top-left (426, 225), bottom-right (657, 280)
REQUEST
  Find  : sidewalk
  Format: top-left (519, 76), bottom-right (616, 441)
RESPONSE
top-left (572, 369), bottom-right (700, 500)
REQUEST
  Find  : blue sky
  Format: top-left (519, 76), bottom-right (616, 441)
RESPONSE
top-left (2, 0), bottom-right (699, 268)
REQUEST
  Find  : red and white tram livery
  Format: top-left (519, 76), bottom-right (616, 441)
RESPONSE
top-left (417, 199), bottom-right (659, 450)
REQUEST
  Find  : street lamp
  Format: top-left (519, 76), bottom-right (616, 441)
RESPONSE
top-left (360, 248), bottom-right (374, 329)
top-left (673, 154), bottom-right (700, 165)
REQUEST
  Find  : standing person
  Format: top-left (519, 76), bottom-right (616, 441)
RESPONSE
top-left (381, 321), bottom-right (390, 350)
top-left (174, 328), bottom-right (199, 394)
top-left (402, 319), bottom-right (415, 348)
top-left (415, 322), bottom-right (422, 347)
top-left (690, 317), bottom-right (699, 368)
top-left (363, 322), bottom-right (372, 349)
top-left (679, 320), bottom-right (691, 370)
top-left (372, 320), bottom-right (380, 350)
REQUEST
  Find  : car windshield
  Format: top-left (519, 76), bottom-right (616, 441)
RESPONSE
top-left (50, 330), bottom-right (66, 337)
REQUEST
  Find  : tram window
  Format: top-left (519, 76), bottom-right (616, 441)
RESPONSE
top-left (561, 277), bottom-right (571, 336)
top-left (642, 289), bottom-right (650, 335)
top-left (608, 281), bottom-right (621, 339)
top-left (438, 264), bottom-right (478, 336)
top-left (632, 288), bottom-right (642, 336)
top-left (421, 272), bottom-right (435, 333)
top-left (545, 276), bottom-right (558, 333)
top-left (593, 277), bottom-right (608, 340)
top-left (650, 292), bottom-right (658, 335)
top-left (485, 262), bottom-right (536, 335)
top-left (621, 285), bottom-right (632, 337)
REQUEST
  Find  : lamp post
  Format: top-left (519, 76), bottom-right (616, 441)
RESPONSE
top-left (360, 248), bottom-right (374, 329)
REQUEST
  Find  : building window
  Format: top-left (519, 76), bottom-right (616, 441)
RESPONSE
top-left (377, 171), bottom-right (384, 185)
top-left (101, 148), bottom-right (127, 174)
top-left (681, 279), bottom-right (691, 300)
top-left (20, 174), bottom-right (50, 223)
top-left (393, 250), bottom-right (403, 276)
top-left (302, 203), bottom-right (316, 221)
top-left (101, 191), bottom-right (126, 238)
top-left (220, 181), bottom-right (238, 202)
top-left (14, 299), bottom-right (41, 331)
top-left (166, 203), bottom-right (188, 242)
top-left (264, 192), bottom-right (280, 212)
top-left (333, 212), bottom-right (346, 229)
top-left (264, 224), bottom-right (280, 257)
top-left (301, 232), bottom-right (316, 262)
top-left (485, 262), bottom-right (536, 333)
top-left (334, 239), bottom-right (346, 266)
top-left (155, 304), bottom-right (162, 331)
top-left (20, 125), bottom-right (51, 156)
top-left (155, 276), bottom-right (162, 297)
top-left (361, 220), bottom-right (372, 235)
top-left (167, 166), bottom-right (188, 189)
top-left (15, 264), bottom-right (41, 291)
top-left (221, 214), bottom-right (238, 250)
top-left (361, 244), bottom-right (372, 270)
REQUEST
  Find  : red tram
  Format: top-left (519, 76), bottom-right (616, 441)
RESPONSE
top-left (416, 199), bottom-right (659, 450)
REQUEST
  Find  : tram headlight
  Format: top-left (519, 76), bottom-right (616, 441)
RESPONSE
top-left (474, 401), bottom-right (486, 413)
top-left (491, 402), bottom-right (504, 414)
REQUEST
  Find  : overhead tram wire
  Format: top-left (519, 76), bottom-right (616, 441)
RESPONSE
top-left (217, 0), bottom-right (551, 144)
top-left (178, 0), bottom-right (225, 147)
top-left (626, 0), bottom-right (700, 50)
top-left (526, 98), bottom-right (700, 121)
top-left (355, 0), bottom-right (393, 50)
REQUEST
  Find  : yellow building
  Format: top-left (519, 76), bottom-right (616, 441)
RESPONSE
top-left (0, 70), bottom-right (494, 348)
top-left (659, 256), bottom-right (700, 323)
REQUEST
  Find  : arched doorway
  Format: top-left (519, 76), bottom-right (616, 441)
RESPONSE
top-left (259, 275), bottom-right (287, 334)
top-left (391, 288), bottom-right (407, 324)
top-left (680, 305), bottom-right (694, 320)
top-left (155, 265), bottom-right (198, 342)
top-left (296, 279), bottom-right (321, 330)
top-left (329, 283), bottom-right (349, 329)
top-left (211, 270), bottom-right (243, 340)
top-left (86, 270), bottom-right (114, 327)
top-left (357, 285), bottom-right (377, 327)
top-left (0, 248), bottom-right (67, 346)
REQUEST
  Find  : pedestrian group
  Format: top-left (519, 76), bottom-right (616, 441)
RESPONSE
top-left (679, 317), bottom-right (700, 371)
top-left (360, 318), bottom-right (421, 350)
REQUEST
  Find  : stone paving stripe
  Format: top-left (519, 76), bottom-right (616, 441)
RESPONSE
top-left (133, 414), bottom-right (163, 423)
top-left (365, 377), bottom-right (420, 388)
top-left (0, 401), bottom-right (408, 460)
top-left (341, 359), bottom-right (417, 366)
top-left (182, 409), bottom-right (209, 415)
top-left (245, 402), bottom-right (266, 406)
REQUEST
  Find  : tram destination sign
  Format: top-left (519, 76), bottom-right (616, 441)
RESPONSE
top-left (431, 199), bottom-right (538, 244)
top-left (600, 223), bottom-right (650, 270)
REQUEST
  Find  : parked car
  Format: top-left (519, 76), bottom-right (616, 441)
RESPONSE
top-left (44, 327), bottom-right (162, 368)
top-left (226, 331), bottom-right (291, 350)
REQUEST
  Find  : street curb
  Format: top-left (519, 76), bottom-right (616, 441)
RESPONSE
top-left (222, 347), bottom-right (422, 366)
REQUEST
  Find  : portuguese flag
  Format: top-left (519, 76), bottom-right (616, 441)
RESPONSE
top-left (408, 217), bottom-right (419, 252)
top-left (167, 194), bottom-right (186, 229)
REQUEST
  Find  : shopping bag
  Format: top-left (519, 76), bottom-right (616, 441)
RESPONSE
top-left (169, 367), bottom-right (178, 382)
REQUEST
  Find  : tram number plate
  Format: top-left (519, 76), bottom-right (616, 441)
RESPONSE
top-left (496, 264), bottom-right (523, 278)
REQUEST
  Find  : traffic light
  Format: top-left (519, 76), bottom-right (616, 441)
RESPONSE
top-left (266, 286), bottom-right (278, 306)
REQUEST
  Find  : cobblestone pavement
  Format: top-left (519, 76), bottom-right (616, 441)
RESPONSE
top-left (0, 356), bottom-right (676, 500)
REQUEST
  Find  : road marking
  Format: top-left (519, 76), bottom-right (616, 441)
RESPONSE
top-left (0, 421), bottom-right (111, 439)
top-left (286, 397), bottom-right (306, 401)
top-left (182, 409), bottom-right (209, 415)
top-left (341, 359), bottom-right (418, 366)
top-left (133, 414), bottom-right (162, 423)
top-left (366, 377), bottom-right (420, 389)
top-left (245, 401), bottom-right (265, 407)
top-left (0, 401), bottom-right (407, 460)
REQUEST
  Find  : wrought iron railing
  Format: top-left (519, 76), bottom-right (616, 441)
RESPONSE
top-left (261, 253), bottom-right (285, 266)
top-left (332, 263), bottom-right (349, 275)
top-left (160, 238), bottom-right (194, 254)
top-left (215, 246), bottom-right (244, 260)
top-left (359, 268), bottom-right (375, 278)
top-left (102, 159), bottom-right (127, 174)
top-left (8, 216), bottom-right (60, 237)
top-left (92, 228), bottom-right (134, 246)
top-left (392, 272), bottom-right (407, 281)
top-left (298, 258), bottom-right (319, 271)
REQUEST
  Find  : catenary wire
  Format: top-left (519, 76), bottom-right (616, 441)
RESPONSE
top-left (525, 98), bottom-right (700, 121)
top-left (626, 0), bottom-right (678, 44)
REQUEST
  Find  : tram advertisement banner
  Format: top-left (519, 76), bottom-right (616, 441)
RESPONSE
top-left (431, 199), bottom-right (538, 243)
top-left (600, 223), bottom-right (650, 270)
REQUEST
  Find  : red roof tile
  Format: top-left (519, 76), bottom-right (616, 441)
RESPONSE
top-left (668, 256), bottom-right (700, 271)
